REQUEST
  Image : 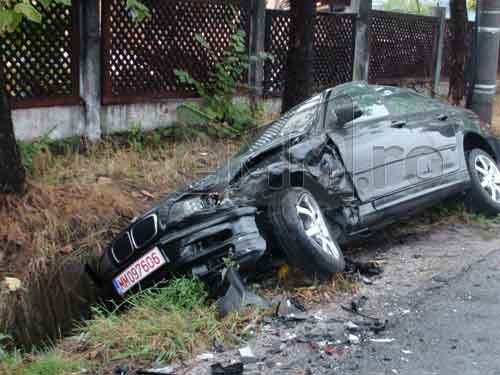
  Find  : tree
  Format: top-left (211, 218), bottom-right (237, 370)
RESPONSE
top-left (448, 0), bottom-right (468, 105)
top-left (281, 0), bottom-right (317, 113)
top-left (383, 0), bottom-right (432, 15)
top-left (0, 0), bottom-right (148, 194)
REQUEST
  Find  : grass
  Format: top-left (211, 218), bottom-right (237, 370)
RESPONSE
top-left (1, 131), bottom-right (240, 280)
top-left (0, 351), bottom-right (88, 375)
top-left (0, 277), bottom-right (248, 373)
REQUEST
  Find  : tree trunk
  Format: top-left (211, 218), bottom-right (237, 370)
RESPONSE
top-left (0, 60), bottom-right (25, 194)
top-left (281, 0), bottom-right (316, 113)
top-left (448, 0), bottom-right (468, 105)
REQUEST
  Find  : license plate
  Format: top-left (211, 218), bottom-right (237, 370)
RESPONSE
top-left (112, 247), bottom-right (168, 295)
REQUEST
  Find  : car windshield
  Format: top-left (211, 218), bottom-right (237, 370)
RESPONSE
top-left (237, 95), bottom-right (322, 156)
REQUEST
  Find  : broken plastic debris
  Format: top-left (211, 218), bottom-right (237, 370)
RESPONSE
top-left (136, 366), bottom-right (176, 375)
top-left (345, 321), bottom-right (360, 332)
top-left (239, 346), bottom-right (258, 364)
top-left (211, 362), bottom-right (244, 375)
top-left (350, 296), bottom-right (368, 312)
top-left (348, 334), bottom-right (360, 345)
top-left (370, 338), bottom-right (396, 343)
top-left (274, 296), bottom-right (309, 321)
top-left (197, 353), bottom-right (215, 361)
top-left (217, 267), bottom-right (269, 317)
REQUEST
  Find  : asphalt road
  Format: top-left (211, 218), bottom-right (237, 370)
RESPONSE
top-left (180, 221), bottom-right (500, 375)
top-left (340, 248), bottom-right (500, 375)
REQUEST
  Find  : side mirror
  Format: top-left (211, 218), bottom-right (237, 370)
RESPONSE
top-left (335, 103), bottom-right (363, 127)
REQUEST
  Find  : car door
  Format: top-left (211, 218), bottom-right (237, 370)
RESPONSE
top-left (325, 85), bottom-right (433, 204)
top-left (381, 90), bottom-right (459, 197)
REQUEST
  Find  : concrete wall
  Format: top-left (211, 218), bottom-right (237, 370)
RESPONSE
top-left (13, 105), bottom-right (85, 142)
top-left (13, 97), bottom-right (283, 142)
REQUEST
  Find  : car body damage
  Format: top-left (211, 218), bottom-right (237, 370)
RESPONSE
top-left (90, 82), bottom-right (500, 296)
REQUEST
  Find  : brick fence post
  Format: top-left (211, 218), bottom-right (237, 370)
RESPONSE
top-left (80, 0), bottom-right (102, 142)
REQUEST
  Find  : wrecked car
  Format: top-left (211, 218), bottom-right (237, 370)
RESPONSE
top-left (89, 82), bottom-right (500, 296)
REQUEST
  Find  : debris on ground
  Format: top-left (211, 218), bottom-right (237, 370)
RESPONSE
top-left (136, 365), bottom-right (177, 374)
top-left (217, 267), bottom-right (270, 317)
top-left (211, 362), bottom-right (244, 375)
top-left (370, 338), bottom-right (396, 343)
top-left (239, 345), bottom-right (259, 364)
top-left (350, 295), bottom-right (368, 312)
top-left (348, 334), bottom-right (360, 344)
top-left (196, 352), bottom-right (215, 361)
top-left (346, 258), bottom-right (385, 277)
top-left (344, 321), bottom-right (360, 332)
top-left (273, 295), bottom-right (309, 321)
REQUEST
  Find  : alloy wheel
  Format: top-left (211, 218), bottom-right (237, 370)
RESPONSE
top-left (475, 154), bottom-right (500, 203)
top-left (296, 193), bottom-right (340, 259)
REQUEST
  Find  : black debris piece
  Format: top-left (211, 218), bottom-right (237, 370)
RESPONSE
top-left (345, 258), bottom-right (385, 277)
top-left (217, 267), bottom-right (270, 317)
top-left (350, 296), bottom-right (368, 312)
top-left (211, 362), bottom-right (244, 375)
top-left (136, 365), bottom-right (176, 374)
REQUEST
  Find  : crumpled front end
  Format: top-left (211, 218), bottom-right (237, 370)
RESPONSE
top-left (92, 195), bottom-right (266, 295)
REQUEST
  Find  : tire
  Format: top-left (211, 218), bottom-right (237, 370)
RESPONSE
top-left (465, 148), bottom-right (500, 216)
top-left (268, 188), bottom-right (345, 276)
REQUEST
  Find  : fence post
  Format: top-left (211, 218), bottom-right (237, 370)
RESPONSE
top-left (249, 0), bottom-right (266, 98)
top-left (353, 0), bottom-right (372, 81)
top-left (80, 0), bottom-right (102, 142)
top-left (432, 7), bottom-right (446, 97)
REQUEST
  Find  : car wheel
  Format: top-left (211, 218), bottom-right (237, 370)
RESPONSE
top-left (465, 148), bottom-right (500, 216)
top-left (268, 188), bottom-right (345, 276)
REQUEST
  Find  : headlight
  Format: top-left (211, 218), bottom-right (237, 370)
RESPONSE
top-left (169, 197), bottom-right (207, 223)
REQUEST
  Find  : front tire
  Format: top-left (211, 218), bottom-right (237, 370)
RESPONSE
top-left (268, 188), bottom-right (345, 277)
top-left (465, 148), bottom-right (500, 216)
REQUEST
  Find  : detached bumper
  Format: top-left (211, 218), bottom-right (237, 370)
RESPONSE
top-left (93, 206), bottom-right (266, 291)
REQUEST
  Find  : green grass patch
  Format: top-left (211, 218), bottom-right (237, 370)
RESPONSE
top-left (78, 277), bottom-right (239, 364)
top-left (1, 352), bottom-right (87, 375)
top-left (1, 277), bottom-right (248, 373)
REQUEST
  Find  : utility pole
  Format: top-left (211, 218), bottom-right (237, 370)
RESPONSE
top-left (471, 0), bottom-right (500, 122)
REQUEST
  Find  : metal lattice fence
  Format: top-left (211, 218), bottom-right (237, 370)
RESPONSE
top-left (0, 0), bottom-right (80, 109)
top-left (369, 10), bottom-right (439, 83)
top-left (263, 10), bottom-right (356, 97)
top-left (101, 0), bottom-right (251, 105)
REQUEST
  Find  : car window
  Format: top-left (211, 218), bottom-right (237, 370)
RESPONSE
top-left (236, 95), bottom-right (321, 156)
top-left (383, 92), bottom-right (442, 116)
top-left (280, 95), bottom-right (321, 135)
top-left (325, 92), bottom-right (389, 128)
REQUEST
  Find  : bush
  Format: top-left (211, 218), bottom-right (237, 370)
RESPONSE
top-left (175, 30), bottom-right (271, 137)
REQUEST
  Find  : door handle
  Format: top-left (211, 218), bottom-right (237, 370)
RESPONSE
top-left (436, 114), bottom-right (448, 121)
top-left (391, 120), bottom-right (406, 128)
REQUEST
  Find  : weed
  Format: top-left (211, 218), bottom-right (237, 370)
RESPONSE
top-left (128, 122), bottom-right (145, 152)
top-left (17, 134), bottom-right (53, 174)
top-left (175, 29), bottom-right (272, 137)
top-left (79, 278), bottom-right (239, 364)
top-left (1, 352), bottom-right (87, 375)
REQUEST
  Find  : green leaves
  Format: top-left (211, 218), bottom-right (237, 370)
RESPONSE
top-left (14, 3), bottom-right (41, 23)
top-left (0, 10), bottom-right (23, 33)
top-left (0, 0), bottom-right (149, 34)
top-left (175, 29), bottom-right (273, 137)
top-left (126, 0), bottom-right (151, 22)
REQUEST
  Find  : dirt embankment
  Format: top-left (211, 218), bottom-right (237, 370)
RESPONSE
top-left (0, 138), bottom-right (239, 347)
